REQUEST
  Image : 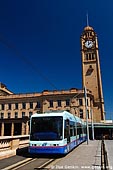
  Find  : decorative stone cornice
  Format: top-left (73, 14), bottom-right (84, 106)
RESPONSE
top-left (0, 83), bottom-right (13, 96)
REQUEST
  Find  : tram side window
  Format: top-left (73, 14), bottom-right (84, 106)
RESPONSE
top-left (64, 120), bottom-right (75, 139)
top-left (70, 124), bottom-right (75, 137)
top-left (82, 125), bottom-right (86, 134)
top-left (77, 124), bottom-right (82, 136)
top-left (74, 126), bottom-right (77, 136)
top-left (64, 119), bottom-right (70, 139)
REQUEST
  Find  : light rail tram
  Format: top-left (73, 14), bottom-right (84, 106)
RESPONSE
top-left (28, 110), bottom-right (86, 154)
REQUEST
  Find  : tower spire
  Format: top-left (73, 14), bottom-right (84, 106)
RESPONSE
top-left (86, 13), bottom-right (89, 26)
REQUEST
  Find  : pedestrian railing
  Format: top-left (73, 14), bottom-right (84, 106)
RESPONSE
top-left (0, 135), bottom-right (29, 159)
top-left (101, 139), bottom-right (109, 170)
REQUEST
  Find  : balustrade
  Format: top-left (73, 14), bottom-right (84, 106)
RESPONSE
top-left (0, 135), bottom-right (29, 159)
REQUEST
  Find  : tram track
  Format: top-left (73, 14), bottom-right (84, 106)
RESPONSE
top-left (2, 157), bottom-right (55, 170)
top-left (2, 158), bottom-right (36, 170)
top-left (34, 159), bottom-right (55, 170)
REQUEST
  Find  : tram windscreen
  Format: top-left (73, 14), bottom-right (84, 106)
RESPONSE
top-left (30, 116), bottom-right (63, 141)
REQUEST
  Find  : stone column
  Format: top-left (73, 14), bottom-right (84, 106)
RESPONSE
top-left (1, 122), bottom-right (4, 136)
top-left (26, 121), bottom-right (29, 135)
top-left (11, 123), bottom-right (14, 136)
top-left (21, 122), bottom-right (26, 135)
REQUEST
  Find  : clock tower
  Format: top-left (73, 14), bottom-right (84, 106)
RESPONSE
top-left (81, 25), bottom-right (105, 122)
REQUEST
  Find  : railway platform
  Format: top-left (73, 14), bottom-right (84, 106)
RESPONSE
top-left (47, 140), bottom-right (101, 170)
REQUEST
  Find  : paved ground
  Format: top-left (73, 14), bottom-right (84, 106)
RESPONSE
top-left (104, 140), bottom-right (113, 169)
top-left (47, 140), bottom-right (101, 170)
top-left (1, 140), bottom-right (113, 170)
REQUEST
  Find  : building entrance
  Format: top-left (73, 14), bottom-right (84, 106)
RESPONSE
top-left (4, 123), bottom-right (12, 136)
top-left (14, 123), bottom-right (22, 135)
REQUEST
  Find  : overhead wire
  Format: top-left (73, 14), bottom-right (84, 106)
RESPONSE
top-left (0, 34), bottom-right (58, 90)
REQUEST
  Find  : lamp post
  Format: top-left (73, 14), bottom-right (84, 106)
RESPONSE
top-left (84, 86), bottom-right (89, 145)
top-left (91, 109), bottom-right (94, 140)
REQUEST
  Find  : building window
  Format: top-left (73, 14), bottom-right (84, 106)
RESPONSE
top-left (57, 100), bottom-right (61, 107)
top-left (79, 99), bottom-right (83, 106)
top-left (30, 102), bottom-right (33, 109)
top-left (85, 54), bottom-right (88, 60)
top-left (66, 99), bottom-right (70, 106)
top-left (87, 110), bottom-right (89, 119)
top-left (85, 53), bottom-right (95, 61)
top-left (89, 65), bottom-right (92, 69)
top-left (15, 103), bottom-right (18, 110)
top-left (8, 112), bottom-right (11, 118)
top-left (1, 104), bottom-right (4, 110)
top-left (8, 104), bottom-right (11, 110)
top-left (15, 112), bottom-right (18, 118)
top-left (1, 112), bottom-right (4, 119)
top-left (79, 109), bottom-right (83, 119)
top-left (49, 100), bottom-right (53, 108)
top-left (29, 112), bottom-right (33, 118)
top-left (89, 53), bottom-right (92, 60)
top-left (22, 112), bottom-right (25, 118)
top-left (89, 32), bottom-right (92, 36)
top-left (22, 103), bottom-right (26, 109)
top-left (37, 102), bottom-right (41, 108)
top-left (92, 53), bottom-right (95, 60)
top-left (87, 99), bottom-right (89, 106)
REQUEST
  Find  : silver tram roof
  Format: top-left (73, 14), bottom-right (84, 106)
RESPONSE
top-left (31, 110), bottom-right (84, 124)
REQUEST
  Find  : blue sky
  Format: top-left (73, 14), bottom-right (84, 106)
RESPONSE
top-left (0, 0), bottom-right (113, 119)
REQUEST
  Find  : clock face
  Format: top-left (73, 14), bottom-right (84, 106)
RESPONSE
top-left (85, 40), bottom-right (93, 48)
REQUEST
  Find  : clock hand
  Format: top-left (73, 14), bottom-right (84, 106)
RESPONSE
top-left (88, 41), bottom-right (91, 45)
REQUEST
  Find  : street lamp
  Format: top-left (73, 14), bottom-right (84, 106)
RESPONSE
top-left (91, 108), bottom-right (94, 140)
top-left (84, 86), bottom-right (89, 145)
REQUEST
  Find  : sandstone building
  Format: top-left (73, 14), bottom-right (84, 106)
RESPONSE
top-left (0, 24), bottom-right (105, 136)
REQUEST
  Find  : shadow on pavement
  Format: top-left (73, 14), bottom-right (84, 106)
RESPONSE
top-left (16, 147), bottom-right (64, 159)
